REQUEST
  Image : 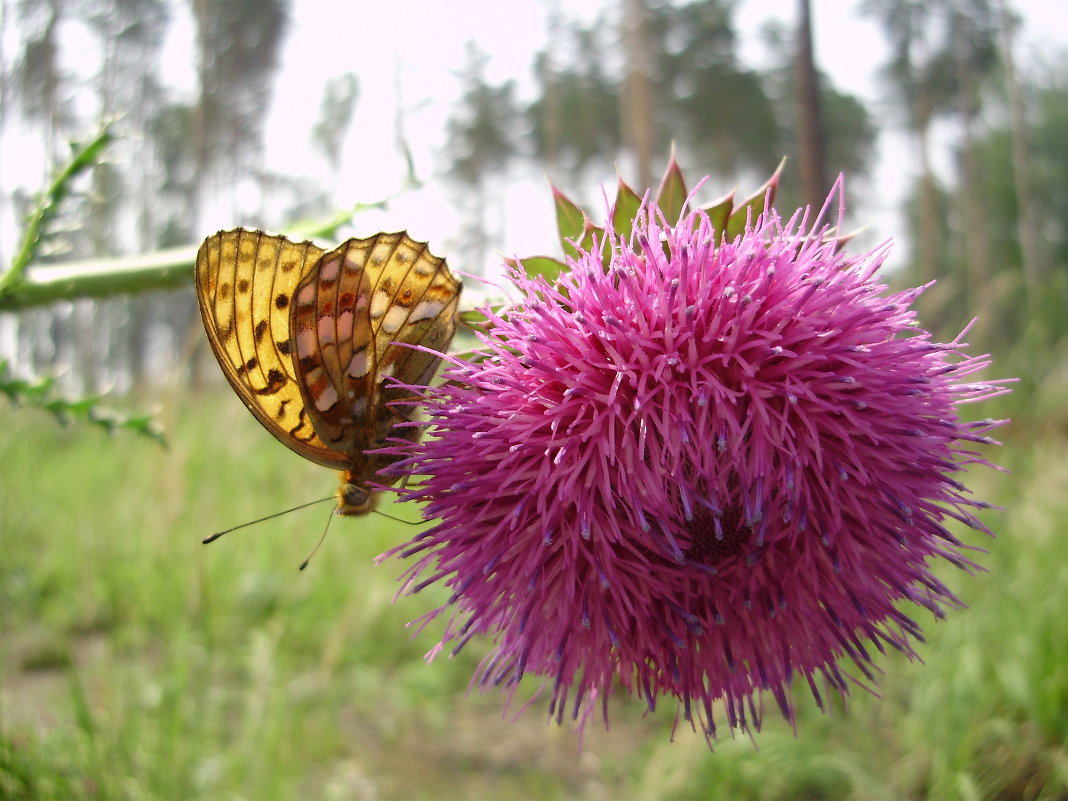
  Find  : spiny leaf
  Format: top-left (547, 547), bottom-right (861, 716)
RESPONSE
top-left (611, 178), bottom-right (643, 244)
top-left (583, 223), bottom-right (607, 263)
top-left (724, 158), bottom-right (784, 241)
top-left (701, 190), bottom-right (736, 242)
top-left (655, 149), bottom-right (688, 223)
top-left (553, 186), bottom-right (587, 261)
top-left (0, 359), bottom-right (166, 445)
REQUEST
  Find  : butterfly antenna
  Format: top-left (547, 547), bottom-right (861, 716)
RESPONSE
top-left (372, 508), bottom-right (420, 525)
top-left (299, 506), bottom-right (336, 571)
top-left (202, 496), bottom-right (336, 544)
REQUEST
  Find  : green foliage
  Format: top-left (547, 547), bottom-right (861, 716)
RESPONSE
top-left (446, 43), bottom-right (519, 189)
top-left (899, 60), bottom-right (1068, 428)
top-left (648, 1), bottom-right (780, 177)
top-left (448, 0), bottom-right (872, 202)
top-left (527, 27), bottom-right (623, 177)
top-left (0, 359), bottom-right (165, 445)
top-left (861, 0), bottom-right (1000, 128)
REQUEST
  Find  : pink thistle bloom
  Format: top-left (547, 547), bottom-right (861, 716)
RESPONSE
top-left (382, 185), bottom-right (1008, 743)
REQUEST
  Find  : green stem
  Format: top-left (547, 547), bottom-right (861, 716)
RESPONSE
top-left (0, 123), bottom-right (116, 295)
top-left (0, 207), bottom-right (369, 312)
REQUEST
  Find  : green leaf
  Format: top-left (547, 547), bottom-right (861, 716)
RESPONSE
top-left (459, 308), bottom-right (492, 328)
top-left (654, 149), bottom-right (688, 223)
top-left (508, 255), bottom-right (568, 284)
top-left (724, 158), bottom-right (784, 241)
top-left (701, 190), bottom-right (735, 241)
top-left (553, 186), bottom-right (587, 260)
top-left (287, 205), bottom-right (375, 242)
top-left (611, 178), bottom-right (643, 244)
top-left (581, 224), bottom-right (606, 263)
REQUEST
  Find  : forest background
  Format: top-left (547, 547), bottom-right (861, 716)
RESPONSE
top-left (1, 1), bottom-right (1066, 799)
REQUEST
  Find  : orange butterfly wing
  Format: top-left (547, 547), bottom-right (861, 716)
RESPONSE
top-left (195, 229), bottom-right (349, 469)
top-left (289, 232), bottom-right (462, 454)
top-left (196, 228), bottom-right (462, 513)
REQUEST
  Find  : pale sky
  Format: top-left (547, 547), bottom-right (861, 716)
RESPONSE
top-left (4, 0), bottom-right (1066, 274)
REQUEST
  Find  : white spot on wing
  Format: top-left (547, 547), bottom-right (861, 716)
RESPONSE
top-left (318, 315), bottom-right (336, 344)
top-left (409, 299), bottom-right (445, 324)
top-left (347, 349), bottom-right (370, 378)
top-left (382, 305), bottom-right (409, 333)
top-left (295, 329), bottom-right (317, 357)
top-left (296, 283), bottom-right (316, 307)
top-left (337, 310), bottom-right (354, 341)
top-left (315, 383), bottom-right (338, 411)
top-left (370, 290), bottom-right (391, 319)
top-left (319, 257), bottom-right (340, 281)
top-left (370, 242), bottom-right (393, 265)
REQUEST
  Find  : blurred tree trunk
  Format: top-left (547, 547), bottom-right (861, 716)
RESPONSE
top-left (621, 0), bottom-right (655, 191)
top-left (189, 0), bottom-right (288, 384)
top-left (914, 101), bottom-right (940, 284)
top-left (863, 0), bottom-right (941, 284)
top-left (999, 2), bottom-right (1042, 314)
top-left (794, 0), bottom-right (828, 209)
top-left (190, 0), bottom-right (288, 226)
top-left (537, 52), bottom-right (562, 174)
top-left (953, 7), bottom-right (990, 310)
top-left (537, 3), bottom-right (565, 174)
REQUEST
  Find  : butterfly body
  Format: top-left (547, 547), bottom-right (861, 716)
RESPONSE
top-left (196, 228), bottom-right (461, 515)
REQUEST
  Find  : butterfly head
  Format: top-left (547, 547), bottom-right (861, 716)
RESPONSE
top-left (336, 471), bottom-right (380, 516)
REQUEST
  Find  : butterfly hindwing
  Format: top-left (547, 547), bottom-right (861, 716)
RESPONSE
top-left (289, 232), bottom-right (462, 455)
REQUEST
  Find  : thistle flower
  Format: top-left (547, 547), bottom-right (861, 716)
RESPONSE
top-left (384, 177), bottom-right (1007, 743)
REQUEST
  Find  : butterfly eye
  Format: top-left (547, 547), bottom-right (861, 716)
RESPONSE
top-left (337, 481), bottom-right (376, 516)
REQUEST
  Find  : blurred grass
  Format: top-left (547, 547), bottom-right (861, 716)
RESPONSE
top-left (1, 389), bottom-right (1066, 800)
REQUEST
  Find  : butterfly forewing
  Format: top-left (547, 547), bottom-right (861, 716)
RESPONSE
top-left (196, 229), bottom-right (347, 469)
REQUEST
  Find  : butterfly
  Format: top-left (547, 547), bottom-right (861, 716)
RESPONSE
top-left (195, 228), bottom-right (462, 516)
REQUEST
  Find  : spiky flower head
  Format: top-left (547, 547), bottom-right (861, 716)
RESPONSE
top-left (384, 165), bottom-right (1007, 743)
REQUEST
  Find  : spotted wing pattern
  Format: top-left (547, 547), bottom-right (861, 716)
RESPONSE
top-left (196, 229), bottom-right (462, 485)
top-left (289, 232), bottom-right (462, 456)
top-left (196, 229), bottom-right (347, 468)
